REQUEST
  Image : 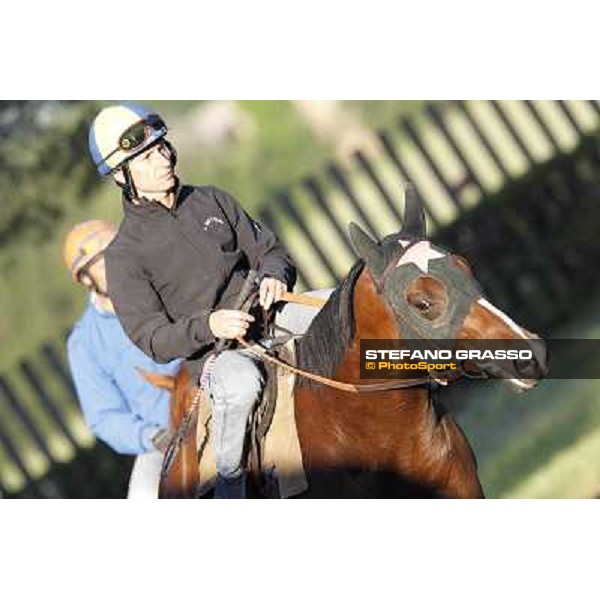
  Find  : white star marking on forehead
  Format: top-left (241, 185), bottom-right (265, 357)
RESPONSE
top-left (396, 240), bottom-right (446, 273)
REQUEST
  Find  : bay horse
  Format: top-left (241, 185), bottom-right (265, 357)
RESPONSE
top-left (145, 185), bottom-right (547, 498)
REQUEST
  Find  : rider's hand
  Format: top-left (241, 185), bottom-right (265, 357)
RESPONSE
top-left (209, 309), bottom-right (255, 340)
top-left (259, 277), bottom-right (286, 311)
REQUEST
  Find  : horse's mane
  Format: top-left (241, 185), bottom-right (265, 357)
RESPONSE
top-left (295, 260), bottom-right (365, 388)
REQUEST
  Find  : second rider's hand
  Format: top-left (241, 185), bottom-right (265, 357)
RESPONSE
top-left (209, 309), bottom-right (255, 340)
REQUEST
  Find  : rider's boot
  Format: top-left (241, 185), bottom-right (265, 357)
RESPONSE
top-left (214, 472), bottom-right (246, 499)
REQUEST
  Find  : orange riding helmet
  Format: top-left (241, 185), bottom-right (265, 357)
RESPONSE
top-left (63, 220), bottom-right (117, 283)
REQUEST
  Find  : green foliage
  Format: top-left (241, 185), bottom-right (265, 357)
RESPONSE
top-left (0, 101), bottom-right (102, 269)
top-left (176, 100), bottom-right (334, 211)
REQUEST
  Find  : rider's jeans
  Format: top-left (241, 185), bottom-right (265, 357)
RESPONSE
top-left (208, 349), bottom-right (264, 486)
top-left (207, 288), bottom-right (333, 499)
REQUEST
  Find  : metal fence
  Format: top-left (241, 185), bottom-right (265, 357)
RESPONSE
top-left (0, 339), bottom-right (133, 497)
top-left (2, 100), bottom-right (599, 498)
top-left (259, 100), bottom-right (600, 292)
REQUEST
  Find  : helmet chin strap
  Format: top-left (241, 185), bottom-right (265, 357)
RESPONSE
top-left (166, 175), bottom-right (180, 197)
top-left (96, 284), bottom-right (109, 298)
top-left (80, 274), bottom-right (109, 298)
top-left (120, 163), bottom-right (138, 202)
top-left (77, 268), bottom-right (108, 299)
top-left (76, 252), bottom-right (110, 298)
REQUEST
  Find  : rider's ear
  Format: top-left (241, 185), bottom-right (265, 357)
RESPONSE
top-left (348, 222), bottom-right (386, 278)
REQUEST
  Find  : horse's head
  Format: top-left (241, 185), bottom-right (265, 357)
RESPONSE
top-left (349, 184), bottom-right (547, 392)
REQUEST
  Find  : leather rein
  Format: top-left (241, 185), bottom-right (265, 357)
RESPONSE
top-left (235, 240), bottom-right (475, 394)
top-left (237, 337), bottom-right (434, 393)
top-left (236, 279), bottom-right (445, 393)
top-left (243, 239), bottom-right (487, 392)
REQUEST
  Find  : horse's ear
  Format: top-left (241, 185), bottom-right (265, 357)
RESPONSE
top-left (348, 222), bottom-right (386, 278)
top-left (399, 182), bottom-right (426, 239)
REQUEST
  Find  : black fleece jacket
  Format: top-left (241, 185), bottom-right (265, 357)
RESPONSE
top-left (105, 184), bottom-right (296, 377)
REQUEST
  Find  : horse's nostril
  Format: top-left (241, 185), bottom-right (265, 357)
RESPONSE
top-left (514, 358), bottom-right (545, 379)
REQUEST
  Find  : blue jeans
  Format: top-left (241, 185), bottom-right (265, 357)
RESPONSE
top-left (207, 289), bottom-right (333, 499)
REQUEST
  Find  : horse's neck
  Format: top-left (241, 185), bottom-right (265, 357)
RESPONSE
top-left (295, 270), bottom-right (480, 497)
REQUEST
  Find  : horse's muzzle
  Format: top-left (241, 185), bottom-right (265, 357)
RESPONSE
top-left (514, 335), bottom-right (548, 380)
top-left (507, 335), bottom-right (547, 392)
top-left (476, 335), bottom-right (548, 393)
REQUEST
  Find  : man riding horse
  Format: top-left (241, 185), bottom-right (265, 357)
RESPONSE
top-left (88, 103), bottom-right (325, 498)
top-left (143, 184), bottom-right (548, 498)
top-left (88, 103), bottom-right (547, 499)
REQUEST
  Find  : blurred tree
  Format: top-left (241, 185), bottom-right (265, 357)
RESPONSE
top-left (0, 101), bottom-right (101, 266)
top-left (175, 100), bottom-right (334, 211)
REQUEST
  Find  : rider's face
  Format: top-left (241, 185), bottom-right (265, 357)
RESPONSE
top-left (125, 141), bottom-right (177, 195)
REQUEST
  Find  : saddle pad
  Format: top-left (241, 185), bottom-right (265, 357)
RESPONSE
top-left (195, 340), bottom-right (308, 498)
top-left (262, 342), bottom-right (308, 498)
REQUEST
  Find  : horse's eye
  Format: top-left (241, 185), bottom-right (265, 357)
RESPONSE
top-left (416, 298), bottom-right (431, 311)
top-left (406, 276), bottom-right (448, 321)
top-left (408, 294), bottom-right (433, 312)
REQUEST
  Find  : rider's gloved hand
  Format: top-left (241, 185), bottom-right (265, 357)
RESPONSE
top-left (259, 277), bottom-right (286, 311)
top-left (209, 309), bottom-right (255, 339)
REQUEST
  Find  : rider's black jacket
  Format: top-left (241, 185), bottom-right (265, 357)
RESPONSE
top-left (105, 184), bottom-right (296, 377)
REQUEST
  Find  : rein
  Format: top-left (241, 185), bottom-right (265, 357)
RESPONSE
top-left (246, 290), bottom-right (436, 392)
top-left (237, 337), bottom-right (434, 392)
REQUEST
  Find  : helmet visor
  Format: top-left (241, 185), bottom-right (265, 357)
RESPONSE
top-left (120, 114), bottom-right (166, 151)
top-left (103, 114), bottom-right (167, 170)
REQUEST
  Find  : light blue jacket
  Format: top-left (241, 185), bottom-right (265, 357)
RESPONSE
top-left (67, 300), bottom-right (182, 454)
